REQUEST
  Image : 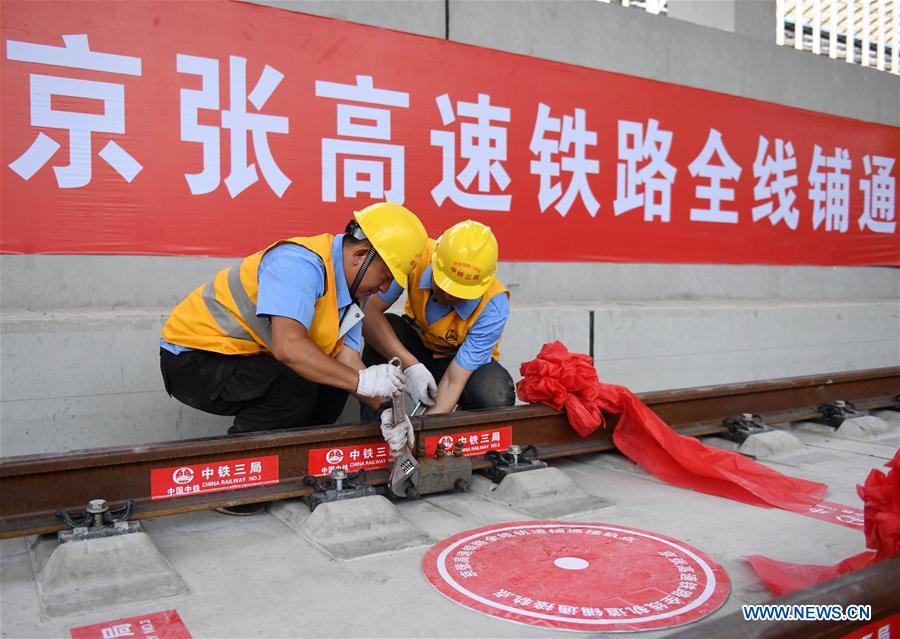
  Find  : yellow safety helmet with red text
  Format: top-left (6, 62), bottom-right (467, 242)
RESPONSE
top-left (432, 220), bottom-right (498, 300)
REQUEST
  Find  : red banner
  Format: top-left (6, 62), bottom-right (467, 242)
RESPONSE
top-left (799, 500), bottom-right (865, 530)
top-left (71, 610), bottom-right (192, 639)
top-left (424, 426), bottom-right (513, 458)
top-left (308, 442), bottom-right (391, 476)
top-left (2, 1), bottom-right (897, 264)
top-left (150, 454), bottom-right (278, 500)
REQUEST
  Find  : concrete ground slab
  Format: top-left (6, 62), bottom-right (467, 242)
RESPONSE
top-left (871, 432), bottom-right (899, 448)
top-left (788, 425), bottom-right (899, 460)
top-left (480, 467), bottom-right (614, 518)
top-left (872, 409), bottom-right (900, 428)
top-left (292, 495), bottom-right (433, 560)
top-left (0, 432), bottom-right (890, 638)
top-left (32, 530), bottom-right (189, 618)
top-left (735, 430), bottom-right (840, 467)
top-left (268, 498), bottom-right (312, 531)
top-left (756, 448), bottom-right (840, 468)
top-left (699, 436), bottom-right (740, 451)
top-left (569, 450), bottom-right (661, 481)
top-left (791, 413), bottom-right (899, 447)
top-left (466, 473), bottom-right (498, 496)
top-left (692, 433), bottom-right (839, 468)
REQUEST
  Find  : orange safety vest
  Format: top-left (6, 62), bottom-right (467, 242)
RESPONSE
top-left (162, 234), bottom-right (344, 357)
top-left (404, 239), bottom-right (509, 360)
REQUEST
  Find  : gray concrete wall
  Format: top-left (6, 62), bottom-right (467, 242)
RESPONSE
top-left (2, 256), bottom-right (897, 457)
top-left (2, 0), bottom-right (898, 456)
top-left (667, 0), bottom-right (737, 34)
top-left (447, 0), bottom-right (898, 127)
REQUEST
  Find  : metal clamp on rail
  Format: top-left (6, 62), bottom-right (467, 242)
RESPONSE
top-left (55, 499), bottom-right (139, 543)
top-left (302, 468), bottom-right (377, 512)
top-left (481, 444), bottom-right (547, 483)
top-left (416, 437), bottom-right (472, 495)
top-left (816, 400), bottom-right (862, 428)
top-left (721, 413), bottom-right (773, 444)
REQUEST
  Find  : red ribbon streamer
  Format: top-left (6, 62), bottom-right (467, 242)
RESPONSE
top-left (516, 341), bottom-right (827, 512)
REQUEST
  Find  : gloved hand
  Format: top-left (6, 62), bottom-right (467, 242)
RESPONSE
top-left (404, 362), bottom-right (437, 407)
top-left (357, 363), bottom-right (406, 398)
top-left (380, 407), bottom-right (415, 454)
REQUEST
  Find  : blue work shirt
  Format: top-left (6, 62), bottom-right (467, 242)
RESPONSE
top-left (378, 264), bottom-right (509, 371)
top-left (161, 234), bottom-right (362, 354)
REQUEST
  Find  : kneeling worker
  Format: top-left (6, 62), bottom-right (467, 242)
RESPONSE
top-left (362, 220), bottom-right (516, 415)
top-left (160, 202), bottom-right (427, 457)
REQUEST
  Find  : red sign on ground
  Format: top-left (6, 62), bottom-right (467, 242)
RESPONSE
top-left (424, 426), bottom-right (513, 458)
top-left (1, 1), bottom-right (897, 265)
top-left (423, 521), bottom-right (730, 632)
top-left (70, 610), bottom-right (191, 639)
top-left (308, 443), bottom-right (391, 476)
top-left (799, 501), bottom-right (865, 530)
top-left (150, 455), bottom-right (278, 500)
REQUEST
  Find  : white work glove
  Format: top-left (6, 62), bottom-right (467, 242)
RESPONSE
top-left (404, 363), bottom-right (437, 407)
top-left (357, 363), bottom-right (406, 398)
top-left (380, 407), bottom-right (415, 454)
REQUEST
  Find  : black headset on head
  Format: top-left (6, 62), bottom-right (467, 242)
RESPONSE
top-left (344, 219), bottom-right (378, 303)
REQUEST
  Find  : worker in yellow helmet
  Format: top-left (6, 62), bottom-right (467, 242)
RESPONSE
top-left (362, 220), bottom-right (515, 415)
top-left (160, 203), bottom-right (427, 453)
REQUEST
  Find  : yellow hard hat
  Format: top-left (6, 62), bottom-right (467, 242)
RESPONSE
top-left (354, 202), bottom-right (427, 289)
top-left (432, 220), bottom-right (498, 300)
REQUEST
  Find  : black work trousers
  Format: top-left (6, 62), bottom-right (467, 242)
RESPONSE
top-left (160, 348), bottom-right (348, 434)
top-left (361, 313), bottom-right (516, 410)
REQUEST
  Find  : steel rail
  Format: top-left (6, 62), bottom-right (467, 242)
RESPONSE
top-left (1, 367), bottom-right (897, 539)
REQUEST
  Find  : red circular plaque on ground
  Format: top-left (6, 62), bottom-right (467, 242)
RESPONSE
top-left (422, 521), bottom-right (731, 632)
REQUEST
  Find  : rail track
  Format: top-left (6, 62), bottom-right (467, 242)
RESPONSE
top-left (1, 367), bottom-right (897, 539)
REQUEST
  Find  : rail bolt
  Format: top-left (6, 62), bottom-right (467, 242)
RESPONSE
top-left (331, 467), bottom-right (348, 492)
top-left (86, 499), bottom-right (109, 527)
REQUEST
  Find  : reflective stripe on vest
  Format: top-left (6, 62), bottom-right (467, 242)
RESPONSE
top-left (162, 234), bottom-right (342, 357)
top-left (403, 239), bottom-right (509, 361)
top-left (200, 279), bottom-right (256, 343)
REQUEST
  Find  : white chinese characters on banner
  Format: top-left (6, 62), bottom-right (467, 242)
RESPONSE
top-left (529, 104), bottom-right (600, 217)
top-left (752, 136), bottom-right (799, 230)
top-left (530, 104), bottom-right (561, 212)
top-left (316, 75), bottom-right (409, 204)
top-left (858, 155), bottom-right (896, 234)
top-left (6, 34), bottom-right (142, 188)
top-left (177, 54), bottom-right (219, 196)
top-left (809, 145), bottom-right (851, 233)
top-left (100, 624), bottom-right (134, 639)
top-left (431, 93), bottom-right (512, 211)
top-left (688, 128), bottom-right (742, 223)
top-left (4, 34), bottom-right (897, 251)
top-left (177, 54), bottom-right (290, 198)
top-left (614, 119), bottom-right (676, 222)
